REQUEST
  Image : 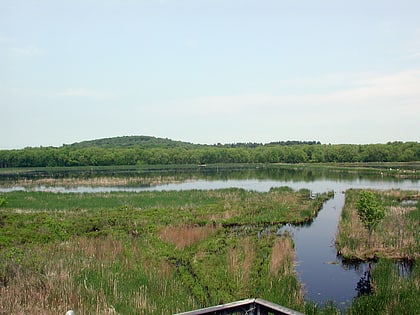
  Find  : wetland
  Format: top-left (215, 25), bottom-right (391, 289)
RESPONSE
top-left (0, 164), bottom-right (419, 314)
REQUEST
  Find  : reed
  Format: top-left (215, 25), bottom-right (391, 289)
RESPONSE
top-left (227, 237), bottom-right (256, 290)
top-left (1, 175), bottom-right (184, 189)
top-left (346, 259), bottom-right (419, 315)
top-left (257, 233), bottom-right (305, 313)
top-left (0, 237), bottom-right (197, 314)
top-left (269, 235), bottom-right (294, 277)
top-left (159, 224), bottom-right (217, 249)
top-left (335, 189), bottom-right (419, 315)
top-left (0, 187), bottom-right (335, 314)
top-left (336, 189), bottom-right (419, 260)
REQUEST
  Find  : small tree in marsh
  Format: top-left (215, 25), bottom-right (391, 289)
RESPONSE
top-left (356, 190), bottom-right (386, 247)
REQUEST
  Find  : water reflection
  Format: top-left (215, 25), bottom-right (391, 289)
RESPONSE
top-left (396, 258), bottom-right (414, 278)
top-left (277, 192), bottom-right (358, 309)
top-left (353, 259), bottom-right (414, 298)
top-left (1, 165), bottom-right (418, 191)
top-left (355, 269), bottom-right (373, 297)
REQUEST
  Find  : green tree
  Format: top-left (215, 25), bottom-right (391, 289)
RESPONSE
top-left (356, 190), bottom-right (386, 246)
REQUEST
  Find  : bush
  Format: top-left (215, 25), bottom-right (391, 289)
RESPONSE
top-left (356, 191), bottom-right (385, 236)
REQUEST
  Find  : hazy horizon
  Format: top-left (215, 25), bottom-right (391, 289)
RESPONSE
top-left (2, 1), bottom-right (420, 149)
top-left (3, 134), bottom-right (419, 150)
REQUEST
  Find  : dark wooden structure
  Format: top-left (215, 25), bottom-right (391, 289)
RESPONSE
top-left (174, 298), bottom-right (305, 315)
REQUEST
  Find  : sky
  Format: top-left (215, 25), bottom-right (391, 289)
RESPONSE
top-left (1, 0), bottom-right (420, 149)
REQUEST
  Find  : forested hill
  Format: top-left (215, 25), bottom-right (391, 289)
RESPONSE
top-left (67, 136), bottom-right (320, 149)
top-left (0, 136), bottom-right (419, 168)
top-left (67, 135), bottom-right (200, 149)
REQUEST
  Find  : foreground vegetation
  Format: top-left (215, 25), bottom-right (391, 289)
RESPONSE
top-left (345, 259), bottom-right (419, 315)
top-left (1, 186), bottom-right (418, 314)
top-left (1, 136), bottom-right (419, 167)
top-left (0, 188), bottom-right (335, 314)
top-left (336, 189), bottom-right (419, 315)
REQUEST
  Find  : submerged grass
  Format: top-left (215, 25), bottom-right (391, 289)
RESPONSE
top-left (0, 188), bottom-right (334, 314)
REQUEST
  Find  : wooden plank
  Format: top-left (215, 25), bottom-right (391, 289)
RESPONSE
top-left (174, 298), bottom-right (256, 315)
top-left (255, 298), bottom-right (306, 315)
top-left (174, 298), bottom-right (306, 315)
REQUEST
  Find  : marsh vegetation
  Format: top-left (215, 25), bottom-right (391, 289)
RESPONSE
top-left (0, 188), bottom-right (333, 314)
top-left (336, 189), bottom-right (419, 260)
top-left (0, 167), bottom-right (418, 315)
top-left (336, 189), bottom-right (419, 315)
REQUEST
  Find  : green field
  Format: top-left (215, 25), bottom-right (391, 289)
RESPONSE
top-left (0, 188), bottom-right (334, 314)
top-left (1, 186), bottom-right (419, 314)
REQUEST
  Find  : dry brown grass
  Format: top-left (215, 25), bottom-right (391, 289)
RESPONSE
top-left (269, 236), bottom-right (294, 276)
top-left (2, 175), bottom-right (182, 188)
top-left (206, 209), bottom-right (239, 221)
top-left (159, 224), bottom-right (217, 249)
top-left (337, 190), bottom-right (419, 260)
top-left (132, 285), bottom-right (156, 313)
top-left (269, 192), bottom-right (301, 205)
top-left (1, 246), bottom-right (82, 315)
top-left (0, 236), bottom-right (167, 315)
top-left (73, 237), bottom-right (125, 262)
top-left (227, 237), bottom-right (255, 287)
top-left (202, 191), bottom-right (242, 221)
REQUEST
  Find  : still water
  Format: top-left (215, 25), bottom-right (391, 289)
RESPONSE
top-left (1, 168), bottom-right (419, 308)
top-left (279, 192), bottom-right (362, 309)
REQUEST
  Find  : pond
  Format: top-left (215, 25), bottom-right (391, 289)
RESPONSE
top-left (1, 167), bottom-right (418, 309)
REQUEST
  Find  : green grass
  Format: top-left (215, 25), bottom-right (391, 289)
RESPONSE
top-left (346, 259), bottom-right (419, 315)
top-left (336, 189), bottom-right (419, 260)
top-left (0, 188), bottom-right (333, 248)
top-left (0, 237), bottom-right (197, 314)
top-left (0, 188), bottom-right (335, 314)
top-left (335, 189), bottom-right (419, 315)
top-left (1, 187), bottom-right (418, 314)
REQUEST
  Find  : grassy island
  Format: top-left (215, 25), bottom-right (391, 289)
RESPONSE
top-left (336, 189), bottom-right (419, 315)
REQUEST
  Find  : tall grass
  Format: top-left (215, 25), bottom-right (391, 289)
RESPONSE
top-left (1, 188), bottom-right (334, 314)
top-left (0, 236), bottom-right (197, 314)
top-left (159, 224), bottom-right (218, 249)
top-left (346, 259), bottom-right (419, 315)
top-left (335, 189), bottom-right (419, 315)
top-left (0, 175), bottom-right (183, 189)
top-left (269, 235), bottom-right (294, 277)
top-left (336, 189), bottom-right (419, 260)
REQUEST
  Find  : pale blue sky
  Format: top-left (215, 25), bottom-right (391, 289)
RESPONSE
top-left (1, 0), bottom-right (419, 149)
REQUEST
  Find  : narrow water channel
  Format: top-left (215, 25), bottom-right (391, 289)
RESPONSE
top-left (279, 192), bottom-right (369, 309)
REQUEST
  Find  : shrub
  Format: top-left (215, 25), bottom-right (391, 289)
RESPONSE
top-left (356, 191), bottom-right (386, 244)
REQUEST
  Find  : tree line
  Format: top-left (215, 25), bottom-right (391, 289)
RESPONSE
top-left (0, 142), bottom-right (419, 168)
